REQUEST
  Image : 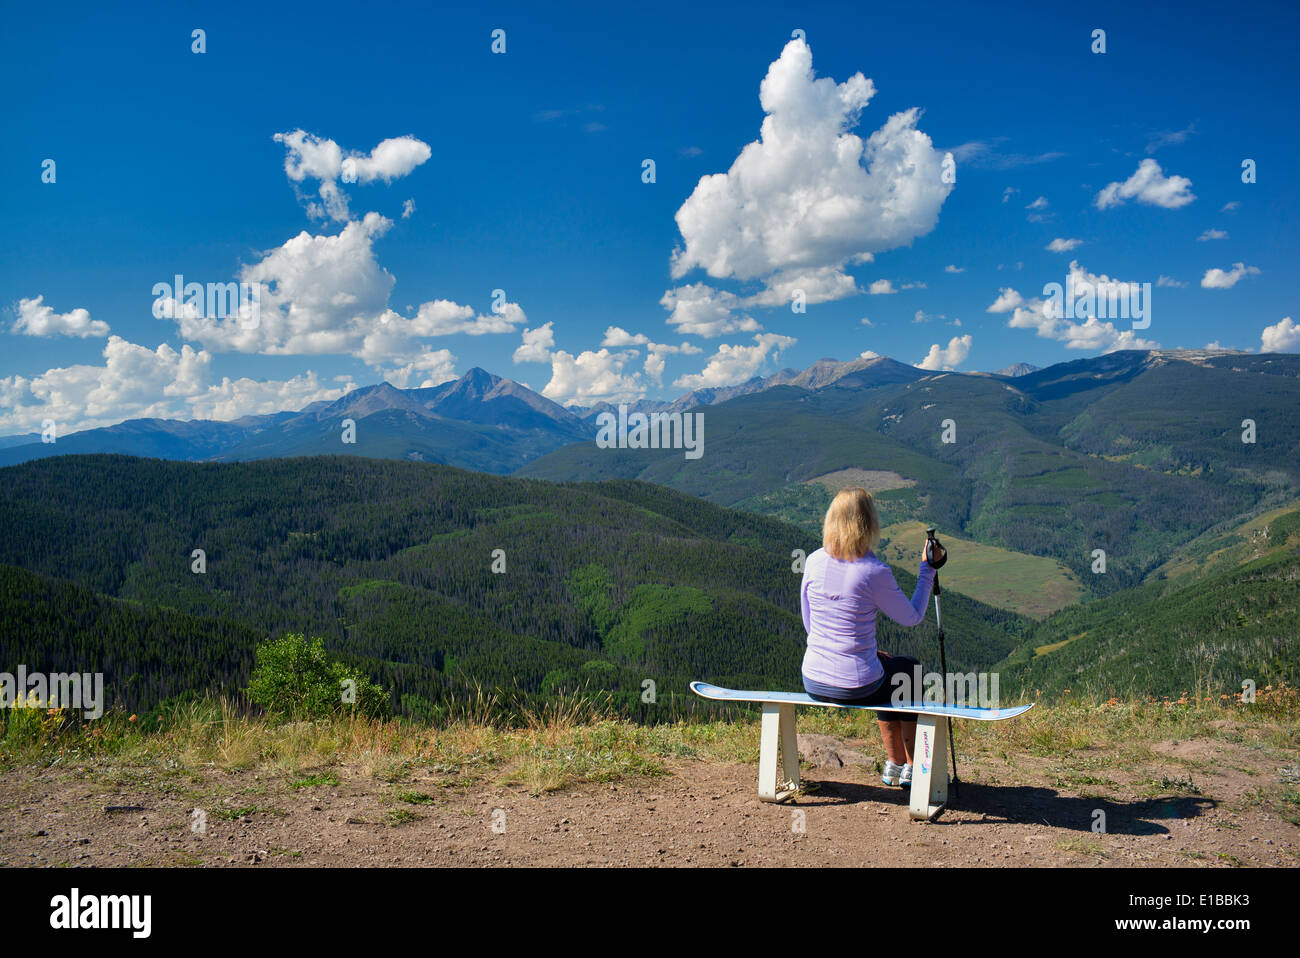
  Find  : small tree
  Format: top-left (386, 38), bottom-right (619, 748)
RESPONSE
top-left (246, 633), bottom-right (390, 720)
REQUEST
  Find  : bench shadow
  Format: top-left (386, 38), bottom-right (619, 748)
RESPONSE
top-left (796, 778), bottom-right (1215, 835)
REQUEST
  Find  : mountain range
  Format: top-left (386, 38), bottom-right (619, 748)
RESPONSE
top-left (573, 354), bottom-right (930, 420)
top-left (0, 367), bottom-right (589, 474)
top-left (5, 349), bottom-right (1297, 589)
top-left (0, 353), bottom-right (1001, 469)
top-left (520, 348), bottom-right (1300, 595)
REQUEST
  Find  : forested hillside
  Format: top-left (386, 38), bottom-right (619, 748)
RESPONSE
top-left (1000, 550), bottom-right (1300, 699)
top-left (0, 455), bottom-right (1029, 720)
top-left (1000, 504), bottom-right (1300, 698)
top-left (0, 563), bottom-right (264, 713)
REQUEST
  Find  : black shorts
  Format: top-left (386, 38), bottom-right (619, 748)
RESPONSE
top-left (803, 653), bottom-right (923, 720)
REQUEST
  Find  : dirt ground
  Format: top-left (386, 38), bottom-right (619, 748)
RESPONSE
top-left (2, 733), bottom-right (1296, 867)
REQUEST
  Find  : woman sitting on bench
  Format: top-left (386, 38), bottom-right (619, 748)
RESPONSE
top-left (800, 487), bottom-right (943, 788)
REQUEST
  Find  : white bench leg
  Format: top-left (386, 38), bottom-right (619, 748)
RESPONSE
top-left (758, 703), bottom-right (799, 802)
top-left (908, 714), bottom-right (950, 821)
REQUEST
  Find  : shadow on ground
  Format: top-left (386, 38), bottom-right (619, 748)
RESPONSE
top-left (795, 779), bottom-right (1215, 835)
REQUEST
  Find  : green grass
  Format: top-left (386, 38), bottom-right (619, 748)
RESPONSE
top-left (604, 584), bottom-right (714, 660)
top-left (290, 771), bottom-right (340, 789)
top-left (336, 580), bottom-right (403, 600)
top-left (1033, 633), bottom-right (1084, 656)
top-left (392, 788), bottom-right (436, 805)
top-left (1056, 835), bottom-right (1110, 858)
top-left (5, 687), bottom-right (1296, 804)
top-left (1020, 468), bottom-right (1104, 491)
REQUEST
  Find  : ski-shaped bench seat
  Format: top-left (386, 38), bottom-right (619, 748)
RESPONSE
top-left (690, 681), bottom-right (1034, 821)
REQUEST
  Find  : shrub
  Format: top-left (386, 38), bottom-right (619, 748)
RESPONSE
top-left (246, 633), bottom-right (390, 720)
top-left (0, 692), bottom-right (68, 747)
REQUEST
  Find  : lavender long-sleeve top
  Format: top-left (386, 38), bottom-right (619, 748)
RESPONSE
top-left (800, 548), bottom-right (936, 689)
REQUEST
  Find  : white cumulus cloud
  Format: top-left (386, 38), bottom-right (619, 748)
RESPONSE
top-left (988, 262), bottom-right (1159, 353)
top-left (160, 213), bottom-right (523, 372)
top-left (190, 372), bottom-right (357, 420)
top-left (514, 322), bottom-right (557, 363)
top-left (1201, 262), bottom-right (1260, 289)
top-left (917, 334), bottom-right (972, 370)
top-left (173, 213), bottom-right (396, 355)
top-left (13, 296), bottom-right (109, 338)
top-left (599, 327), bottom-right (704, 382)
top-left (522, 325), bottom-right (703, 390)
top-left (0, 335), bottom-right (351, 434)
top-left (601, 326), bottom-right (651, 347)
top-left (541, 348), bottom-right (644, 406)
top-left (670, 39), bottom-right (951, 282)
top-left (661, 38), bottom-right (952, 331)
top-left (1261, 317), bottom-right (1300, 352)
top-left (743, 266), bottom-right (861, 307)
top-left (274, 130), bottom-right (431, 222)
top-left (643, 340), bottom-right (702, 384)
top-left (1095, 158), bottom-right (1195, 210)
top-left (672, 333), bottom-right (796, 390)
top-left (373, 349), bottom-right (458, 389)
top-left (659, 283), bottom-right (760, 337)
top-left (987, 288), bottom-right (1024, 313)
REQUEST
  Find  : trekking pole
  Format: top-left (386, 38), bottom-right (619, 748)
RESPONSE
top-left (925, 528), bottom-right (960, 796)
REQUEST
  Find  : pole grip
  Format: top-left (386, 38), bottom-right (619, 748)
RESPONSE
top-left (924, 527), bottom-right (947, 571)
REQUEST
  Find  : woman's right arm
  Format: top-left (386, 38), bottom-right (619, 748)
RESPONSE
top-left (868, 559), bottom-right (935, 627)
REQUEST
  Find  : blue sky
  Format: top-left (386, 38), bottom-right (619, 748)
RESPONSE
top-left (2, 0), bottom-right (1297, 434)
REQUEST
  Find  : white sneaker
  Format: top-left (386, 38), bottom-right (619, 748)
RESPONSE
top-left (899, 763), bottom-right (913, 787)
top-left (881, 760), bottom-right (903, 786)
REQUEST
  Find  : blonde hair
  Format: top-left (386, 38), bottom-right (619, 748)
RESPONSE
top-left (822, 487), bottom-right (880, 560)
